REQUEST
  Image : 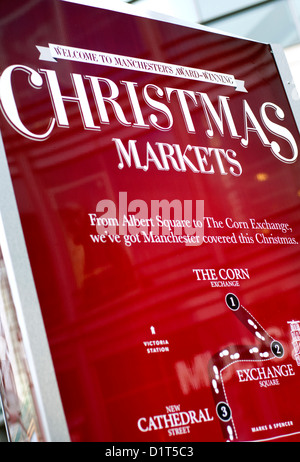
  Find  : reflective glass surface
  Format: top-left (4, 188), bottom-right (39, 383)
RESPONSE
top-left (209, 0), bottom-right (300, 47)
top-left (132, 0), bottom-right (202, 22)
top-left (197, 0), bottom-right (263, 21)
top-left (122, 0), bottom-right (300, 48)
top-left (292, 0), bottom-right (300, 26)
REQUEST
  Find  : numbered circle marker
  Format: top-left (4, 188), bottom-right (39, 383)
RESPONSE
top-left (271, 340), bottom-right (284, 358)
top-left (216, 402), bottom-right (232, 422)
top-left (225, 293), bottom-right (240, 311)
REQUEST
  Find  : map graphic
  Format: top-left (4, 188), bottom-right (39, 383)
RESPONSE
top-left (209, 293), bottom-right (284, 441)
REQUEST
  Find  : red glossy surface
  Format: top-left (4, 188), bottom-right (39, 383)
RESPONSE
top-left (0, 0), bottom-right (300, 442)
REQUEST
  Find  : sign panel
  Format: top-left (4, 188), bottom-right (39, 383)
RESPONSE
top-left (0, 0), bottom-right (300, 442)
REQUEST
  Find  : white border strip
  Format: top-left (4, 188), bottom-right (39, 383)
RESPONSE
top-left (253, 430), bottom-right (300, 442)
top-left (271, 44), bottom-right (300, 135)
top-left (0, 133), bottom-right (70, 442)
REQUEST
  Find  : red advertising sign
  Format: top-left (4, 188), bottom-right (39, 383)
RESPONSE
top-left (0, 0), bottom-right (300, 442)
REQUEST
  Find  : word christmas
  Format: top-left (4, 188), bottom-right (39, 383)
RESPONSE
top-left (0, 65), bottom-right (298, 175)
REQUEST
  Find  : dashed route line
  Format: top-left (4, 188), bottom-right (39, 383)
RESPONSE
top-left (208, 293), bottom-right (284, 442)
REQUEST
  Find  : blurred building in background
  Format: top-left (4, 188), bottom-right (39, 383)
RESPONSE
top-left (122, 0), bottom-right (300, 93)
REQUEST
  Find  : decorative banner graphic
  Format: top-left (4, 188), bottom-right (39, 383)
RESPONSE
top-left (37, 43), bottom-right (247, 92)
